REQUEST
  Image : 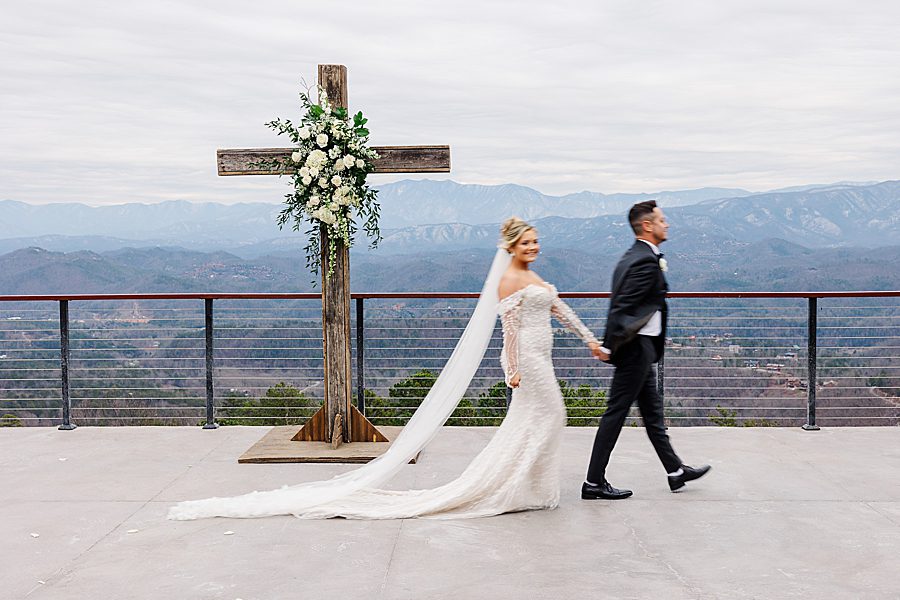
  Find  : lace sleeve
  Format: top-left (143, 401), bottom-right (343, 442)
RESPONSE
top-left (498, 295), bottom-right (522, 387)
top-left (551, 295), bottom-right (599, 347)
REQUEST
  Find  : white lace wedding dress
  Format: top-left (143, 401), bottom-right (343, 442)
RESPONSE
top-left (168, 251), bottom-right (598, 520)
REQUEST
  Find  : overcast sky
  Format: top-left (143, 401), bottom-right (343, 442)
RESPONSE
top-left (2, 0), bottom-right (899, 205)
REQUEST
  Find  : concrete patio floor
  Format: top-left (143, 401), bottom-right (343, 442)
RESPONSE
top-left (2, 426), bottom-right (899, 600)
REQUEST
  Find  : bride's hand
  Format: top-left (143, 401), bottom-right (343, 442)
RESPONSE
top-left (509, 373), bottom-right (521, 388)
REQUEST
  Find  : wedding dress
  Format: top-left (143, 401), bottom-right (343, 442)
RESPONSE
top-left (168, 249), bottom-right (598, 520)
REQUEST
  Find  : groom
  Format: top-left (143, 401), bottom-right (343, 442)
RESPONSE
top-left (582, 201), bottom-right (710, 500)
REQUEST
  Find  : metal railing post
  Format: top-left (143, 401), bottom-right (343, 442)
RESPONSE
top-left (203, 298), bottom-right (218, 429)
top-left (58, 300), bottom-right (76, 430)
top-left (356, 297), bottom-right (365, 414)
top-left (802, 297), bottom-right (820, 431)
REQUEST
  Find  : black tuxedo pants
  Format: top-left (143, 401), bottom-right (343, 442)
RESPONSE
top-left (586, 335), bottom-right (681, 483)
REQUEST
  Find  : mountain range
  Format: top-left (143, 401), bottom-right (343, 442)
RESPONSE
top-left (2, 179), bottom-right (895, 256)
top-left (0, 179), bottom-right (898, 294)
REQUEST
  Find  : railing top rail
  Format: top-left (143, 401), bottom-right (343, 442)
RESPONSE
top-left (0, 290), bottom-right (899, 302)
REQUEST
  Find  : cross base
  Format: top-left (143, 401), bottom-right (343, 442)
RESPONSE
top-left (239, 425), bottom-right (414, 464)
top-left (292, 404), bottom-right (389, 444)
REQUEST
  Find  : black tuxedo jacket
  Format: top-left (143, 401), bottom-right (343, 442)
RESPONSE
top-left (601, 240), bottom-right (669, 363)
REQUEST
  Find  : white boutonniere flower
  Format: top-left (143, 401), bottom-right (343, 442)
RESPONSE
top-left (659, 257), bottom-right (668, 272)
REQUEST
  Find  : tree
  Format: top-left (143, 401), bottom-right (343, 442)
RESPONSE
top-left (366, 369), bottom-right (438, 425)
top-left (559, 380), bottom-right (608, 426)
top-left (218, 382), bottom-right (320, 426)
top-left (0, 414), bottom-right (23, 427)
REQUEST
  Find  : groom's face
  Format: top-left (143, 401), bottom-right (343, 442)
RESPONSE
top-left (646, 207), bottom-right (669, 244)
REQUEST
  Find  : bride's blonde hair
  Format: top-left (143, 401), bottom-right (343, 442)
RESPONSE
top-left (499, 216), bottom-right (534, 251)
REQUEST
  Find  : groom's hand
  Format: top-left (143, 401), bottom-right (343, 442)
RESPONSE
top-left (589, 342), bottom-right (610, 362)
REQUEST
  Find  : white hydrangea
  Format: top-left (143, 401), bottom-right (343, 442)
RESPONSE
top-left (305, 150), bottom-right (326, 169)
top-left (316, 208), bottom-right (336, 225)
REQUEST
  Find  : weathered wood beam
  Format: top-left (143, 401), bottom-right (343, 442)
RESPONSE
top-left (216, 146), bottom-right (451, 176)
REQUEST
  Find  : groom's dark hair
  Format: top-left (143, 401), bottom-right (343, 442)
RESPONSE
top-left (629, 200), bottom-right (658, 234)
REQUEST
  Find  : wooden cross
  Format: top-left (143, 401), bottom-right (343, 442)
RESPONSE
top-left (217, 64), bottom-right (450, 446)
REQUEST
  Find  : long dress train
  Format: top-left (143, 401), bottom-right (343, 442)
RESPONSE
top-left (168, 253), bottom-right (597, 520)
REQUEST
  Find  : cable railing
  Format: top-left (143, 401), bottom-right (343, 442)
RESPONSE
top-left (0, 291), bottom-right (897, 428)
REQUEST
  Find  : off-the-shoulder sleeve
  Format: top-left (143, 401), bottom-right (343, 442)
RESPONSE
top-left (551, 293), bottom-right (599, 347)
top-left (498, 294), bottom-right (522, 387)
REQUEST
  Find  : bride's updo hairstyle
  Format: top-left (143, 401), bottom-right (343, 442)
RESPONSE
top-left (499, 216), bottom-right (534, 252)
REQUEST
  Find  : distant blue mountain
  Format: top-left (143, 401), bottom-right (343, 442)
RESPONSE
top-left (0, 179), bottom-right (896, 258)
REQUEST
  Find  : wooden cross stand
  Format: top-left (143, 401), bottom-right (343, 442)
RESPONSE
top-left (217, 64), bottom-right (450, 450)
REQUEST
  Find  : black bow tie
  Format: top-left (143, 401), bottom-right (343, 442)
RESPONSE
top-left (657, 252), bottom-right (664, 259)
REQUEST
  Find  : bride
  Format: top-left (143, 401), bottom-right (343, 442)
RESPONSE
top-left (169, 217), bottom-right (602, 520)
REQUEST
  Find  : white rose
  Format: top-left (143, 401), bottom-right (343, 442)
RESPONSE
top-left (309, 195), bottom-right (320, 207)
top-left (298, 166), bottom-right (310, 177)
top-left (328, 146), bottom-right (341, 159)
top-left (342, 155), bottom-right (356, 168)
top-left (659, 258), bottom-right (668, 272)
top-left (309, 167), bottom-right (319, 177)
top-left (291, 151), bottom-right (302, 163)
top-left (334, 159), bottom-right (345, 171)
top-left (316, 133), bottom-right (329, 147)
top-left (318, 178), bottom-right (328, 188)
top-left (329, 202), bottom-right (340, 212)
top-left (301, 175), bottom-right (312, 186)
top-left (298, 127), bottom-right (311, 140)
top-left (355, 159), bottom-right (365, 169)
top-left (331, 175), bottom-right (342, 186)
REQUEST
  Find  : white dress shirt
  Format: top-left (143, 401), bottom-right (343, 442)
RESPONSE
top-left (636, 240), bottom-right (663, 337)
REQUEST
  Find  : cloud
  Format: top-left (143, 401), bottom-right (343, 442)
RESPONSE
top-left (1, 0), bottom-right (898, 206)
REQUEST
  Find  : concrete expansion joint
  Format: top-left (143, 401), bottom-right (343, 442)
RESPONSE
top-left (623, 517), bottom-right (709, 600)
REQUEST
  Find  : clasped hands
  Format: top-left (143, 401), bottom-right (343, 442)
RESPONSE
top-left (589, 342), bottom-right (610, 362)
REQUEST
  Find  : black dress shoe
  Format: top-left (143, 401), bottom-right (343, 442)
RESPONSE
top-left (581, 480), bottom-right (633, 500)
top-left (668, 464), bottom-right (711, 492)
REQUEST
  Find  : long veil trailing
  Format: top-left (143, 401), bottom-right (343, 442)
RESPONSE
top-left (168, 248), bottom-right (512, 520)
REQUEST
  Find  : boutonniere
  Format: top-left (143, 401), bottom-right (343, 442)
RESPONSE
top-left (659, 258), bottom-right (668, 272)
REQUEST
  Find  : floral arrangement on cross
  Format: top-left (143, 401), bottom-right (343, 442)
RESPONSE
top-left (259, 86), bottom-right (381, 280)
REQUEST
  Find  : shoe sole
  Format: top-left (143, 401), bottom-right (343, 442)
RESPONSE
top-left (581, 493), bottom-right (633, 500)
